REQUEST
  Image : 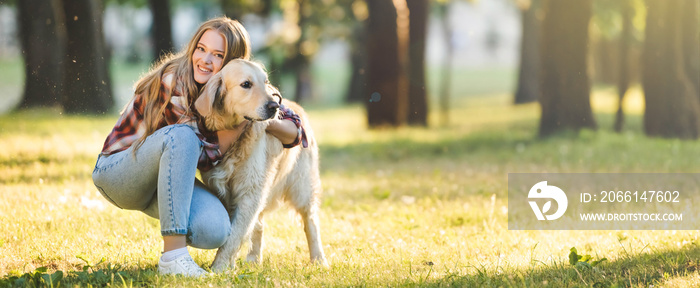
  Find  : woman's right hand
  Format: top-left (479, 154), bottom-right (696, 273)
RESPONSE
top-left (216, 120), bottom-right (249, 155)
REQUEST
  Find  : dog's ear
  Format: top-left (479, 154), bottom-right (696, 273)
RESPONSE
top-left (213, 80), bottom-right (226, 113)
top-left (195, 73), bottom-right (225, 117)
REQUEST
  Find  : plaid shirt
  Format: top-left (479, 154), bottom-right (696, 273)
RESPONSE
top-left (100, 77), bottom-right (307, 171)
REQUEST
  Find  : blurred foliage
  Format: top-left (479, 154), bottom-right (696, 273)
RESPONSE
top-left (254, 0), bottom-right (367, 87)
top-left (250, 0), bottom-right (478, 63)
top-left (105, 0), bottom-right (148, 7)
top-left (592, 0), bottom-right (646, 41)
top-left (105, 0), bottom-right (220, 9)
top-left (220, 0), bottom-right (273, 19)
top-left (434, 0), bottom-right (474, 5)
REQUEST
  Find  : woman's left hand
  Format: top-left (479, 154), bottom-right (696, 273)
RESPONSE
top-left (266, 119), bottom-right (298, 146)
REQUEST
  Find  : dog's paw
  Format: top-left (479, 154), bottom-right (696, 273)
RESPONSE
top-left (245, 254), bottom-right (262, 265)
top-left (312, 257), bottom-right (329, 268)
top-left (211, 260), bottom-right (234, 273)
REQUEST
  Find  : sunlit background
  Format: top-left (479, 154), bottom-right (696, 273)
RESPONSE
top-left (1, 0), bottom-right (521, 113)
top-left (1, 0), bottom-right (700, 286)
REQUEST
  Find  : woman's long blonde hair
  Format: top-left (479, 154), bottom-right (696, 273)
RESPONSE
top-left (132, 17), bottom-right (251, 152)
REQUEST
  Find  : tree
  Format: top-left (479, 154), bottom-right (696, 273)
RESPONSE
top-left (681, 0), bottom-right (700, 101)
top-left (590, 1), bottom-right (618, 86)
top-left (289, 0), bottom-right (315, 103)
top-left (406, 0), bottom-right (429, 126)
top-left (366, 0), bottom-right (409, 127)
top-left (613, 0), bottom-right (633, 132)
top-left (513, 0), bottom-right (542, 104)
top-left (17, 0), bottom-right (65, 108)
top-left (148, 0), bottom-right (174, 62)
top-left (248, 0), bottom-right (329, 104)
top-left (538, 0), bottom-right (596, 137)
top-left (61, 0), bottom-right (114, 114)
top-left (220, 0), bottom-right (272, 20)
top-left (344, 19), bottom-right (367, 103)
top-left (221, 0), bottom-right (248, 20)
top-left (642, 0), bottom-right (700, 139)
top-left (436, 2), bottom-right (454, 126)
top-left (281, 0), bottom-right (358, 104)
top-left (344, 0), bottom-right (368, 103)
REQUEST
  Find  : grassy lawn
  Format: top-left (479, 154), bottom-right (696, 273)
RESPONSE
top-left (1, 83), bottom-right (700, 287)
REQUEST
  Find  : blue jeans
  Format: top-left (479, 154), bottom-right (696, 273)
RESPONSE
top-left (92, 124), bottom-right (230, 249)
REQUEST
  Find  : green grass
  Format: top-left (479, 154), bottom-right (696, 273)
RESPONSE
top-left (1, 84), bottom-right (700, 287)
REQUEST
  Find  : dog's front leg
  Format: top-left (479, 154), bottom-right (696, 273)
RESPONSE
top-left (245, 215), bottom-right (264, 264)
top-left (211, 208), bottom-right (238, 272)
top-left (300, 209), bottom-right (329, 267)
top-left (211, 193), bottom-right (265, 272)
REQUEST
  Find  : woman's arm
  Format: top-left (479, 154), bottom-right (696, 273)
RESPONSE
top-left (216, 119), bottom-right (298, 155)
top-left (266, 119), bottom-right (299, 146)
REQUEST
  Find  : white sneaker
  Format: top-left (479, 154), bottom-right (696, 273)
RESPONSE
top-left (158, 254), bottom-right (208, 277)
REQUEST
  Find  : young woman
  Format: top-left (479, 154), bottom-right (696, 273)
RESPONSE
top-left (92, 17), bottom-right (306, 277)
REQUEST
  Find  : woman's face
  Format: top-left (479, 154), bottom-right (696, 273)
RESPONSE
top-left (192, 29), bottom-right (226, 85)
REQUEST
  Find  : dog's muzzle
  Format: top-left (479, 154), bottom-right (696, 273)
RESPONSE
top-left (261, 93), bottom-right (282, 120)
top-left (266, 100), bottom-right (280, 117)
top-left (246, 99), bottom-right (280, 122)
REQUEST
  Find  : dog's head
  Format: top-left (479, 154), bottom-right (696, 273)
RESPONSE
top-left (195, 59), bottom-right (281, 130)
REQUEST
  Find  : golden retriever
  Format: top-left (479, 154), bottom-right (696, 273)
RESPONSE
top-left (194, 59), bottom-right (328, 272)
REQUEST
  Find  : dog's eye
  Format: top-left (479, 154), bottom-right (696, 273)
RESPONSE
top-left (241, 81), bottom-right (252, 89)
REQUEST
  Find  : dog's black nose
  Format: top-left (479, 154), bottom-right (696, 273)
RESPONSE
top-left (266, 100), bottom-right (280, 113)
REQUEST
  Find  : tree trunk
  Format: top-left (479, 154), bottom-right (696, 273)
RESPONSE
top-left (366, 0), bottom-right (408, 127)
top-left (406, 0), bottom-right (428, 126)
top-left (643, 0), bottom-right (700, 139)
top-left (438, 4), bottom-right (453, 126)
top-left (345, 21), bottom-right (367, 103)
top-left (681, 0), bottom-right (700, 101)
top-left (614, 0), bottom-right (633, 132)
top-left (17, 0), bottom-right (65, 108)
top-left (293, 56), bottom-right (314, 103)
top-left (291, 0), bottom-right (314, 103)
top-left (594, 38), bottom-right (618, 84)
top-left (148, 0), bottom-right (174, 62)
top-left (61, 0), bottom-right (114, 114)
top-left (538, 0), bottom-right (596, 137)
top-left (514, 0), bottom-right (541, 104)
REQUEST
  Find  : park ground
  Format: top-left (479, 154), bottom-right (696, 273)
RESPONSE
top-left (0, 60), bottom-right (699, 287)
